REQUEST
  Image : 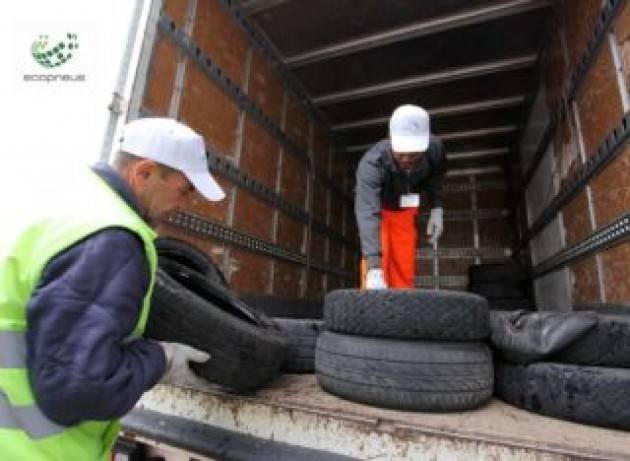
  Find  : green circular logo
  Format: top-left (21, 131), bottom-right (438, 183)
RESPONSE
top-left (31, 33), bottom-right (79, 68)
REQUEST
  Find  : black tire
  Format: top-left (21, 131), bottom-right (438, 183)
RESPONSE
top-left (469, 282), bottom-right (527, 300)
top-left (468, 260), bottom-right (528, 284)
top-left (158, 259), bottom-right (277, 330)
top-left (488, 298), bottom-right (533, 310)
top-left (489, 310), bottom-right (599, 365)
top-left (495, 361), bottom-right (630, 430)
top-left (490, 310), bottom-right (630, 368)
top-left (316, 331), bottom-right (493, 411)
top-left (552, 313), bottom-right (630, 368)
top-left (240, 295), bottom-right (323, 319)
top-left (275, 318), bottom-right (324, 373)
top-left (155, 237), bottom-right (228, 286)
top-left (147, 269), bottom-right (287, 392)
top-left (324, 289), bottom-right (489, 340)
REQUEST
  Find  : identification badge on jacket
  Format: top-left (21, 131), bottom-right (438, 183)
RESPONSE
top-left (399, 193), bottom-right (420, 208)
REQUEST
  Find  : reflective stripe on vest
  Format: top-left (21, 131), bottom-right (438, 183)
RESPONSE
top-left (0, 331), bottom-right (25, 368)
top-left (0, 168), bottom-right (158, 460)
top-left (0, 331), bottom-right (64, 439)
top-left (0, 391), bottom-right (64, 439)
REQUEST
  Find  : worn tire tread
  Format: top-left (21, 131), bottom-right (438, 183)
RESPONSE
top-left (325, 289), bottom-right (489, 340)
top-left (552, 314), bottom-right (630, 368)
top-left (495, 361), bottom-right (630, 430)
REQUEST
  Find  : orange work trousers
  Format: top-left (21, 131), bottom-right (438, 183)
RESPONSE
top-left (360, 207), bottom-right (419, 289)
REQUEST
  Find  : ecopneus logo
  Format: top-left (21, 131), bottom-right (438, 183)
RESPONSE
top-left (24, 31), bottom-right (85, 83)
top-left (31, 33), bottom-right (79, 68)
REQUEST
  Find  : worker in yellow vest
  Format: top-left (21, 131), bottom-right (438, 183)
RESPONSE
top-left (0, 118), bottom-right (225, 460)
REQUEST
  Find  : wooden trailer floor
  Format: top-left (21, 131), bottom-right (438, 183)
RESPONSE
top-left (130, 374), bottom-right (630, 460)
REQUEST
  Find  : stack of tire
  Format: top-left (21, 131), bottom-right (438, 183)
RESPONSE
top-left (145, 238), bottom-right (287, 392)
top-left (238, 295), bottom-right (324, 373)
top-left (468, 259), bottom-right (533, 310)
top-left (315, 289), bottom-right (494, 411)
top-left (491, 310), bottom-right (630, 430)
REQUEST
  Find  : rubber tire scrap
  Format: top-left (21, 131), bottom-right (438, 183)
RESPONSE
top-left (146, 269), bottom-right (287, 392)
top-left (316, 331), bottom-right (493, 411)
top-left (155, 237), bottom-right (228, 286)
top-left (490, 310), bottom-right (630, 368)
top-left (158, 258), bottom-right (279, 330)
top-left (325, 289), bottom-right (489, 340)
top-left (495, 361), bottom-right (630, 430)
top-left (552, 313), bottom-right (630, 367)
top-left (274, 318), bottom-right (324, 373)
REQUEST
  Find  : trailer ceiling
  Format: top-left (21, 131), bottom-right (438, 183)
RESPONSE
top-left (239, 0), bottom-right (553, 170)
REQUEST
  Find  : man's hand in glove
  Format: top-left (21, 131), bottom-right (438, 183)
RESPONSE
top-left (426, 207), bottom-right (444, 245)
top-left (366, 268), bottom-right (387, 289)
top-left (159, 342), bottom-right (210, 384)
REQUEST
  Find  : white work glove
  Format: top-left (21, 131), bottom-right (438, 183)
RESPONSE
top-left (366, 268), bottom-right (387, 290)
top-left (159, 342), bottom-right (210, 384)
top-left (426, 207), bottom-right (444, 245)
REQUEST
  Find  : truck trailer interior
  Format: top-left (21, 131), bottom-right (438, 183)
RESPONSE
top-left (114, 0), bottom-right (630, 459)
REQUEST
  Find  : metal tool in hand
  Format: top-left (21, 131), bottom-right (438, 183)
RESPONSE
top-left (433, 240), bottom-right (440, 290)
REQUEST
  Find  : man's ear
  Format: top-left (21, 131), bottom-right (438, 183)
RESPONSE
top-left (127, 159), bottom-right (158, 190)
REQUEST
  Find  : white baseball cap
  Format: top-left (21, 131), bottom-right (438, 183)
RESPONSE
top-left (119, 117), bottom-right (225, 201)
top-left (389, 104), bottom-right (430, 153)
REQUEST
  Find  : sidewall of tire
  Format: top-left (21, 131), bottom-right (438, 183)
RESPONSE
top-left (316, 331), bottom-right (493, 411)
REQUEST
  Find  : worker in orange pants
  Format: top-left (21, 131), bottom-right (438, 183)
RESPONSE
top-left (360, 207), bottom-right (419, 288)
top-left (356, 105), bottom-right (447, 289)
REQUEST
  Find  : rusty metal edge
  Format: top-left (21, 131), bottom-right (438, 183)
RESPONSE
top-left (121, 408), bottom-right (358, 461)
top-left (146, 384), bottom-right (629, 461)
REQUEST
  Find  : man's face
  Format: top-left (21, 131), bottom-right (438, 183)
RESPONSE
top-left (127, 160), bottom-right (196, 225)
top-left (392, 151), bottom-right (422, 171)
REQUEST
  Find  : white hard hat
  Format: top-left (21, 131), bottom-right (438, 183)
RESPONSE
top-left (119, 117), bottom-right (225, 201)
top-left (389, 104), bottom-right (430, 153)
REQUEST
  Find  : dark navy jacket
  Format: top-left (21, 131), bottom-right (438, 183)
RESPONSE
top-left (26, 162), bottom-right (166, 426)
top-left (355, 137), bottom-right (447, 268)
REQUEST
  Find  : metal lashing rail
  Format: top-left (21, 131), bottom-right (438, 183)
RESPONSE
top-left (417, 247), bottom-right (511, 259)
top-left (157, 14), bottom-right (352, 204)
top-left (215, 0), bottom-right (355, 199)
top-left (138, 106), bottom-right (354, 249)
top-left (442, 180), bottom-right (507, 193)
top-left (165, 211), bottom-right (354, 280)
top-left (416, 275), bottom-right (468, 288)
top-left (205, 150), bottom-right (354, 248)
top-left (418, 209), bottom-right (510, 222)
top-left (517, 112), bottom-right (630, 253)
top-left (532, 213), bottom-right (630, 277)
top-left (216, 0), bottom-right (329, 129)
top-left (517, 0), bottom-right (625, 197)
